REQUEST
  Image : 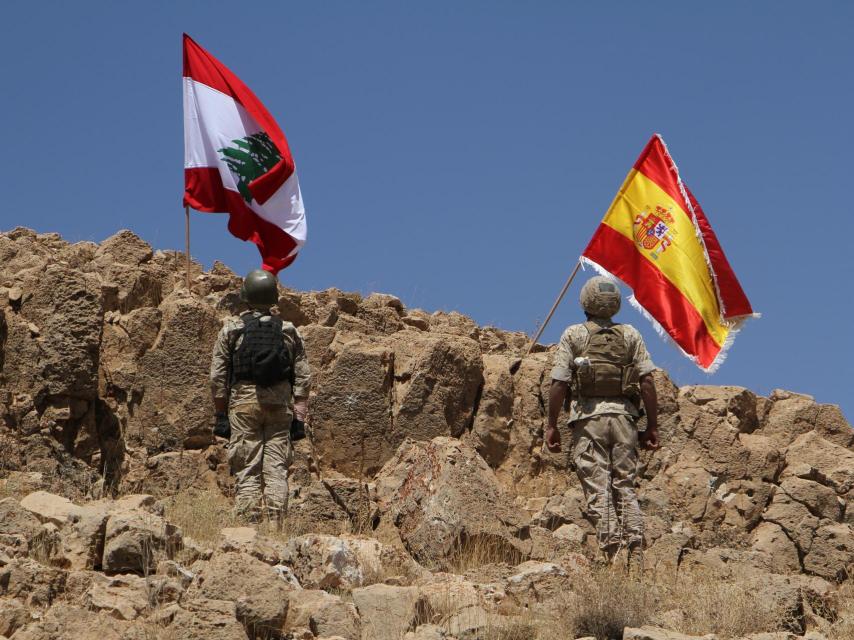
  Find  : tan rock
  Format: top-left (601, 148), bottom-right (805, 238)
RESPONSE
top-left (622, 626), bottom-right (717, 640)
top-left (192, 552), bottom-right (293, 637)
top-left (169, 597), bottom-right (250, 640)
top-left (503, 561), bottom-right (570, 607)
top-left (803, 523), bottom-right (854, 581)
top-left (404, 624), bottom-right (453, 639)
top-left (350, 584), bottom-right (419, 640)
top-left (779, 476), bottom-right (844, 522)
top-left (219, 526), bottom-right (285, 565)
top-left (467, 354), bottom-right (514, 468)
top-left (282, 533), bottom-right (423, 590)
top-left (374, 437), bottom-right (531, 568)
top-left (749, 521), bottom-right (801, 573)
top-left (284, 589), bottom-right (361, 640)
top-left (19, 491), bottom-right (80, 526)
top-left (0, 498), bottom-right (42, 555)
top-left (10, 603), bottom-right (130, 640)
top-left (763, 490), bottom-right (820, 554)
top-left (102, 508), bottom-right (181, 574)
top-left (0, 598), bottom-right (29, 637)
top-left (785, 431), bottom-right (854, 493)
top-left (84, 573), bottom-right (150, 620)
top-left (0, 558), bottom-right (66, 607)
top-left (310, 343), bottom-right (395, 476)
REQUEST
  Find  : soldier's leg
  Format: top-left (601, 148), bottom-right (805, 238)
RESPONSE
top-left (571, 416), bottom-right (619, 559)
top-left (609, 414), bottom-right (644, 570)
top-left (260, 405), bottom-right (293, 523)
top-left (228, 403), bottom-right (265, 520)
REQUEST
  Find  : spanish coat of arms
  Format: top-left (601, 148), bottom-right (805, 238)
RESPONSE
top-left (634, 206), bottom-right (676, 257)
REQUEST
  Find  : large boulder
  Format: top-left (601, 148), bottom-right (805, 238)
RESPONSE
top-left (191, 552), bottom-right (293, 638)
top-left (310, 342), bottom-right (395, 476)
top-left (465, 354), bottom-right (514, 468)
top-left (131, 293), bottom-right (221, 451)
top-left (374, 437), bottom-right (531, 569)
top-left (11, 603), bottom-right (131, 640)
top-left (0, 498), bottom-right (42, 555)
top-left (102, 508), bottom-right (181, 574)
top-left (350, 584), bottom-right (420, 640)
top-left (83, 573), bottom-right (151, 621)
top-left (284, 589), bottom-right (361, 640)
top-left (168, 597), bottom-right (250, 640)
top-left (281, 533), bottom-right (425, 590)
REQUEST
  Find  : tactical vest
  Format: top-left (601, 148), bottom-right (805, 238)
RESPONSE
top-left (572, 322), bottom-right (639, 400)
top-left (230, 313), bottom-right (294, 388)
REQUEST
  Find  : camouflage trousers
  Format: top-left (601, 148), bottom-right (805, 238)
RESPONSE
top-left (570, 414), bottom-right (643, 556)
top-left (228, 403), bottom-right (293, 521)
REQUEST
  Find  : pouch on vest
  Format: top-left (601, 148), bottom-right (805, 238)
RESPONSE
top-left (573, 322), bottom-right (639, 400)
top-left (230, 314), bottom-right (294, 388)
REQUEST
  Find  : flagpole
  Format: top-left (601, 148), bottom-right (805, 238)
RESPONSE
top-left (184, 205), bottom-right (191, 292)
top-left (510, 260), bottom-right (582, 374)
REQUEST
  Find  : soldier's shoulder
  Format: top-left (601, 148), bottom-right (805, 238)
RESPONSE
top-left (563, 323), bottom-right (589, 337)
top-left (220, 314), bottom-right (244, 332)
top-left (617, 323), bottom-right (645, 341)
top-left (279, 318), bottom-right (304, 339)
top-left (558, 323), bottom-right (588, 344)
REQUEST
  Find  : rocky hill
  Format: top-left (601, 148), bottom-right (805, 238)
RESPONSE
top-left (0, 227), bottom-right (852, 640)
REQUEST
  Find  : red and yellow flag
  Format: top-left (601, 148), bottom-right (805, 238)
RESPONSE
top-left (582, 134), bottom-right (756, 372)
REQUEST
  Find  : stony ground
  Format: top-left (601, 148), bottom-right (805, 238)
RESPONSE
top-left (0, 227), bottom-right (852, 640)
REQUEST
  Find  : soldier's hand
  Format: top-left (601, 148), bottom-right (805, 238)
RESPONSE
top-left (544, 425), bottom-right (562, 453)
top-left (214, 413), bottom-right (231, 440)
top-left (641, 426), bottom-right (660, 450)
top-left (293, 397), bottom-right (309, 423)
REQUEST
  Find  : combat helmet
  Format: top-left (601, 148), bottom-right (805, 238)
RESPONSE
top-left (240, 269), bottom-right (279, 308)
top-left (580, 276), bottom-right (621, 319)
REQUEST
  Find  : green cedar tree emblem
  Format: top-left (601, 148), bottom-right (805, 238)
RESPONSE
top-left (218, 132), bottom-right (282, 203)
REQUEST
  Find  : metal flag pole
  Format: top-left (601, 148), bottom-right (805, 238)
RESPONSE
top-left (510, 260), bottom-right (582, 374)
top-left (184, 205), bottom-right (191, 292)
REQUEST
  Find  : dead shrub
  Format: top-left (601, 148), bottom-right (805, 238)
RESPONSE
top-left (161, 488), bottom-right (237, 547)
top-left (446, 532), bottom-right (524, 573)
top-left (561, 566), bottom-right (652, 639)
top-left (659, 568), bottom-right (798, 636)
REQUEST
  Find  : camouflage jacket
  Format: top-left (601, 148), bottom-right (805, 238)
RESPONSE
top-left (550, 318), bottom-right (657, 424)
top-left (210, 310), bottom-right (311, 408)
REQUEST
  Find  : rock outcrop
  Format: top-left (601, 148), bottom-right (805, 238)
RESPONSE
top-left (0, 227), bottom-right (852, 640)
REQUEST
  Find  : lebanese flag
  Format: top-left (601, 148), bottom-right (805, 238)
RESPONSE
top-left (183, 33), bottom-right (306, 273)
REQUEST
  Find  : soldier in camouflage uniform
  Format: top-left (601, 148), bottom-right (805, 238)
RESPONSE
top-left (210, 270), bottom-right (311, 522)
top-left (545, 276), bottom-right (660, 570)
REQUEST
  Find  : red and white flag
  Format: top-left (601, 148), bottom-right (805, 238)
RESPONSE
top-left (183, 33), bottom-right (306, 273)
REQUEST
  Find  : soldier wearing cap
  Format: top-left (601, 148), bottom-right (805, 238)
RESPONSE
top-left (545, 276), bottom-right (660, 571)
top-left (210, 270), bottom-right (311, 523)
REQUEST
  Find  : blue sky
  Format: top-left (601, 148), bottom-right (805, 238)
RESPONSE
top-left (1, 2), bottom-right (852, 420)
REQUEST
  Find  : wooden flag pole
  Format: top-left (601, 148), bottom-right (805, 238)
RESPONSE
top-left (184, 206), bottom-right (191, 292)
top-left (510, 260), bottom-right (582, 374)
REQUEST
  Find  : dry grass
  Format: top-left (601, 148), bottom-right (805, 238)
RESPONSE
top-left (445, 533), bottom-right (524, 574)
top-left (162, 486), bottom-right (322, 554)
top-left (536, 565), bottom-right (801, 640)
top-left (161, 488), bottom-right (239, 547)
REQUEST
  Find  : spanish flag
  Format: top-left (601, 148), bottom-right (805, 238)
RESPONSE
top-left (582, 135), bottom-right (756, 372)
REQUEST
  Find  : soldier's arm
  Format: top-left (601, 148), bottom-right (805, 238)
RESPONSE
top-left (640, 374), bottom-right (659, 450)
top-left (545, 329), bottom-right (574, 452)
top-left (629, 328), bottom-right (660, 449)
top-left (547, 380), bottom-right (568, 429)
top-left (290, 327), bottom-right (311, 399)
top-left (210, 324), bottom-right (231, 414)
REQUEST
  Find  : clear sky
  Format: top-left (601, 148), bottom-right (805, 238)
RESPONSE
top-left (1, 2), bottom-right (852, 420)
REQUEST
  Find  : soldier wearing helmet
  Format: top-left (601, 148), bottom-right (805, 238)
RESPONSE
top-left (210, 269), bottom-right (311, 523)
top-left (546, 275), bottom-right (660, 572)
